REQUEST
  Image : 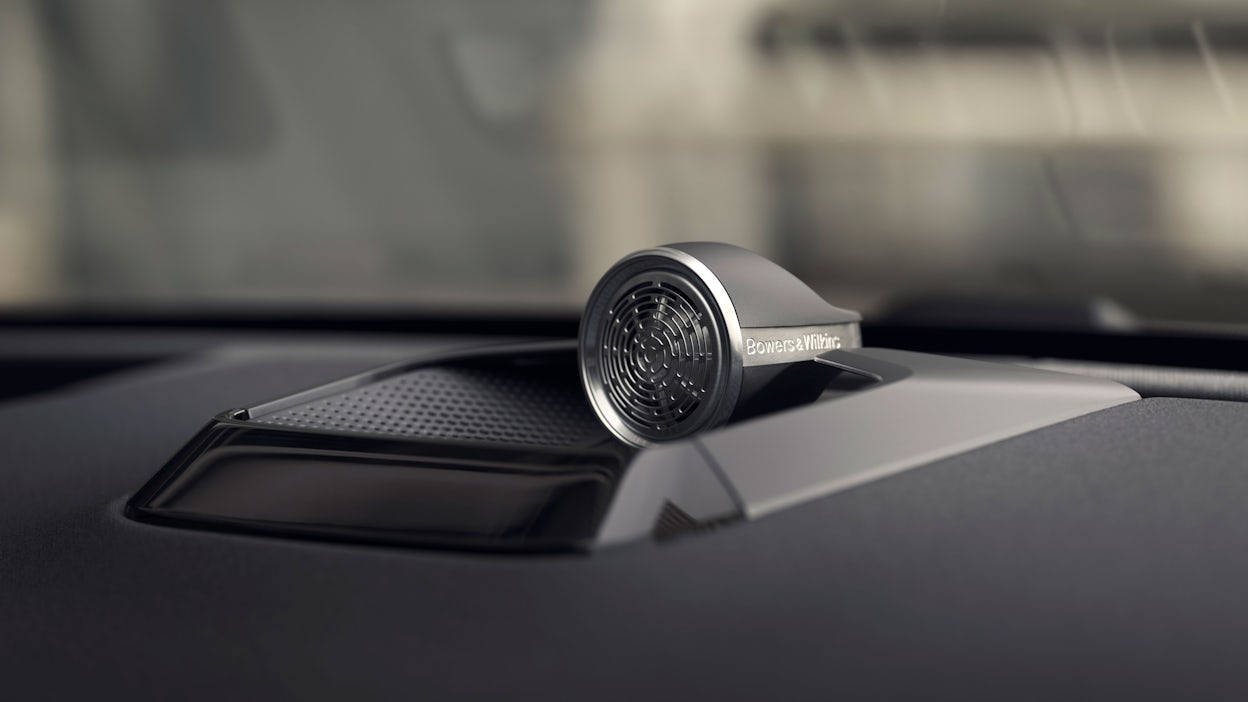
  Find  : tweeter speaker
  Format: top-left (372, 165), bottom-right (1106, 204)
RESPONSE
top-left (579, 242), bottom-right (862, 447)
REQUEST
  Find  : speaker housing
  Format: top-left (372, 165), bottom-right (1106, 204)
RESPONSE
top-left (579, 242), bottom-right (862, 447)
top-left (126, 242), bottom-right (1140, 553)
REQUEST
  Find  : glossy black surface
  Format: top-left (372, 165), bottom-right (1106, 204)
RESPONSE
top-left (131, 421), bottom-right (627, 552)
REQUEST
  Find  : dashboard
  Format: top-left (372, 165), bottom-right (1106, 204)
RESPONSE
top-left (4, 319), bottom-right (1248, 699)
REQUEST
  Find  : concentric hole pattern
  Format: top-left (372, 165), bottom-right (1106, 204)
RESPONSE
top-left (251, 366), bottom-right (606, 447)
top-left (599, 280), bottom-right (720, 434)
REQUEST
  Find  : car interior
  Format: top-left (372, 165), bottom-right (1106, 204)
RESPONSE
top-left (6, 1), bottom-right (1248, 700)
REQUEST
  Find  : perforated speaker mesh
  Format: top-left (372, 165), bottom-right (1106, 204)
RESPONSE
top-left (251, 366), bottom-right (606, 447)
top-left (599, 279), bottom-right (722, 436)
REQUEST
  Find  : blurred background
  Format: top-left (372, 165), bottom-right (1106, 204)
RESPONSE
top-left (3, 0), bottom-right (1248, 326)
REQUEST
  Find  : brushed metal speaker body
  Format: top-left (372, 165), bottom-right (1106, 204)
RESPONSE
top-left (580, 242), bottom-right (862, 447)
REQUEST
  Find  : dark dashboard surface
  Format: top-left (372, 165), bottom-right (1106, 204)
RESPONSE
top-left (4, 328), bottom-right (1248, 700)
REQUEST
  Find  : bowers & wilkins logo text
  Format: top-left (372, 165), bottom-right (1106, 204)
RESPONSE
top-left (745, 332), bottom-right (841, 357)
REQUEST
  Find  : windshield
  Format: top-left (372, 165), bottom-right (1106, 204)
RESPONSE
top-left (4, 0), bottom-right (1248, 326)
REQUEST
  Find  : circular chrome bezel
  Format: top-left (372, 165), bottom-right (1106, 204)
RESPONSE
top-left (579, 247), bottom-right (744, 447)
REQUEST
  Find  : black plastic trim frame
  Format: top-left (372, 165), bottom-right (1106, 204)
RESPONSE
top-left (126, 341), bottom-right (638, 554)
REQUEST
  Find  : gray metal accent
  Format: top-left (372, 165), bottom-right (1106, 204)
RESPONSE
top-left (664, 242), bottom-right (861, 328)
top-left (740, 322), bottom-right (862, 367)
top-left (998, 357), bottom-right (1248, 402)
top-left (594, 441), bottom-right (743, 548)
top-left (697, 348), bottom-right (1140, 518)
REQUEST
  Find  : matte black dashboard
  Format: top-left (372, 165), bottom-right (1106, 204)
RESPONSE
top-left (4, 323), bottom-right (1248, 700)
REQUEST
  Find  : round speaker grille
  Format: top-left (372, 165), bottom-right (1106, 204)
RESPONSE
top-left (588, 270), bottom-right (729, 443)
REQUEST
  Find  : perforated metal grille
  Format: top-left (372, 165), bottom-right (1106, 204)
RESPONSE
top-left (600, 280), bottom-right (721, 435)
top-left (251, 366), bottom-right (606, 446)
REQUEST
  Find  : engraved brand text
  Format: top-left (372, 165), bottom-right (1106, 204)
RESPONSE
top-left (745, 333), bottom-right (841, 356)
